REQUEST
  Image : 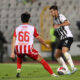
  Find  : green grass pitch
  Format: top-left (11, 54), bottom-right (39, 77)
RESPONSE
top-left (0, 63), bottom-right (80, 80)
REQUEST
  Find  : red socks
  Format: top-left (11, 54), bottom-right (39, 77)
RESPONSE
top-left (17, 56), bottom-right (22, 69)
top-left (17, 57), bottom-right (54, 75)
top-left (40, 59), bottom-right (54, 75)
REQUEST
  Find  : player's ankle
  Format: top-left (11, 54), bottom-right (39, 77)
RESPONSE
top-left (17, 69), bottom-right (21, 73)
top-left (51, 73), bottom-right (55, 75)
top-left (51, 73), bottom-right (59, 77)
top-left (71, 67), bottom-right (77, 70)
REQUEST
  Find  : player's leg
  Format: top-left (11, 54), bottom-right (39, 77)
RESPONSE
top-left (61, 38), bottom-right (77, 72)
top-left (36, 54), bottom-right (58, 77)
top-left (37, 54), bottom-right (53, 74)
top-left (16, 55), bottom-right (23, 78)
top-left (54, 49), bottom-right (69, 71)
top-left (27, 49), bottom-right (58, 77)
top-left (62, 47), bottom-right (77, 72)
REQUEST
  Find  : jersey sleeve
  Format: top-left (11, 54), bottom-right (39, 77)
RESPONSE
top-left (34, 27), bottom-right (39, 37)
top-left (59, 14), bottom-right (67, 23)
top-left (13, 29), bottom-right (16, 37)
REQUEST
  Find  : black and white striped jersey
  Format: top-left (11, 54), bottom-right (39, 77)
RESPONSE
top-left (53, 14), bottom-right (73, 40)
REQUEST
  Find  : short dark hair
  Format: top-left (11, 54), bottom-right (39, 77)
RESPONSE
top-left (49, 5), bottom-right (58, 10)
top-left (21, 12), bottom-right (31, 23)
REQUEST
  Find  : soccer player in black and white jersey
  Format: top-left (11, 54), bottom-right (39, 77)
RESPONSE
top-left (49, 5), bottom-right (77, 74)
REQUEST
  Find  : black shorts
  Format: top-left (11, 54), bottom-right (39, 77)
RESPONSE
top-left (56, 37), bottom-right (73, 50)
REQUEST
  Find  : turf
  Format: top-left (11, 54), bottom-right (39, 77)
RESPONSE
top-left (0, 63), bottom-right (80, 80)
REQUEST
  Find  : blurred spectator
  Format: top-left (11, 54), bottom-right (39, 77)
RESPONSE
top-left (0, 31), bottom-right (7, 62)
top-left (17, 0), bottom-right (22, 2)
top-left (76, 21), bottom-right (80, 47)
top-left (76, 21), bottom-right (80, 30)
top-left (50, 27), bottom-right (56, 61)
top-left (22, 0), bottom-right (37, 4)
top-left (76, 21), bottom-right (80, 41)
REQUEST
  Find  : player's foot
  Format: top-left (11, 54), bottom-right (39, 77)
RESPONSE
top-left (71, 67), bottom-right (78, 74)
top-left (16, 73), bottom-right (20, 78)
top-left (51, 73), bottom-right (59, 77)
top-left (65, 70), bottom-right (71, 75)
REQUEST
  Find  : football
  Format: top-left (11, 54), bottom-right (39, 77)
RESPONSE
top-left (57, 67), bottom-right (67, 75)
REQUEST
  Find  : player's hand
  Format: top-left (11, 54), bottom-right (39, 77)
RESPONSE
top-left (53, 24), bottom-right (60, 29)
top-left (10, 53), bottom-right (15, 59)
top-left (45, 44), bottom-right (50, 48)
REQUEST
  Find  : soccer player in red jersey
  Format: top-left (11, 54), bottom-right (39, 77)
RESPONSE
top-left (10, 12), bottom-right (58, 77)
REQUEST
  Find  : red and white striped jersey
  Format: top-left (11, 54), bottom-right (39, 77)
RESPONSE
top-left (13, 24), bottom-right (39, 54)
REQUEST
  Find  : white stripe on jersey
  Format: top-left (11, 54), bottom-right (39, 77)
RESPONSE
top-left (54, 14), bottom-right (73, 40)
top-left (22, 45), bottom-right (24, 54)
top-left (15, 45), bottom-right (33, 54)
top-left (26, 45), bottom-right (28, 53)
top-left (18, 45), bottom-right (20, 54)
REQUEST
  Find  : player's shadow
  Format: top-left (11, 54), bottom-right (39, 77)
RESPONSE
top-left (1, 75), bottom-right (50, 80)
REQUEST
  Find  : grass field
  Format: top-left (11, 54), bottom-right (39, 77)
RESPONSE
top-left (0, 63), bottom-right (80, 80)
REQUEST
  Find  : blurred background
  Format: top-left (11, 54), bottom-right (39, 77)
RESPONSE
top-left (0, 0), bottom-right (80, 62)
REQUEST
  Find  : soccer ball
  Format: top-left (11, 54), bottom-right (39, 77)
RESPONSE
top-left (57, 67), bottom-right (67, 75)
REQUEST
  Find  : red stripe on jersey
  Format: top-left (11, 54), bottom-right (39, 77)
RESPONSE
top-left (20, 45), bottom-right (22, 54)
top-left (16, 45), bottom-right (18, 53)
top-left (15, 45), bottom-right (33, 54)
top-left (24, 45), bottom-right (26, 54)
top-left (28, 45), bottom-right (30, 51)
top-left (28, 45), bottom-right (30, 54)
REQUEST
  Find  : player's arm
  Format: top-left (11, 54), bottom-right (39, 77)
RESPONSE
top-left (34, 27), bottom-right (50, 48)
top-left (54, 20), bottom-right (70, 29)
top-left (54, 14), bottom-right (70, 28)
top-left (59, 14), bottom-right (70, 26)
top-left (36, 36), bottom-right (50, 48)
top-left (11, 30), bottom-right (16, 59)
top-left (11, 36), bottom-right (16, 59)
top-left (58, 20), bottom-right (70, 27)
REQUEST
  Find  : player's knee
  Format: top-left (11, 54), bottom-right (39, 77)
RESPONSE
top-left (62, 50), bottom-right (66, 54)
top-left (54, 53), bottom-right (58, 59)
top-left (62, 49), bottom-right (67, 53)
top-left (62, 47), bottom-right (69, 53)
top-left (37, 54), bottom-right (43, 62)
